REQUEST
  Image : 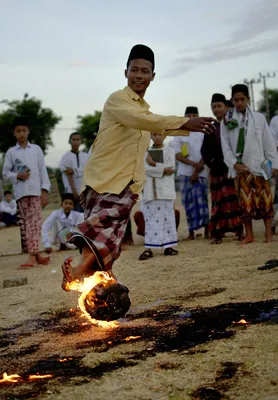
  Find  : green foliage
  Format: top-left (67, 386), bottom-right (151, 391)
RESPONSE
top-left (0, 93), bottom-right (61, 154)
top-left (75, 111), bottom-right (102, 151)
top-left (258, 89), bottom-right (278, 121)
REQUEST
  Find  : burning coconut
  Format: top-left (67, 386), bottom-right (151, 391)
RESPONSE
top-left (64, 265), bottom-right (131, 325)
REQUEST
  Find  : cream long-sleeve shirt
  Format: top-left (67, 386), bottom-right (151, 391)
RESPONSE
top-left (83, 86), bottom-right (190, 195)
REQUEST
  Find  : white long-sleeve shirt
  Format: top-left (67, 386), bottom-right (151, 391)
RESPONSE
top-left (2, 143), bottom-right (51, 200)
top-left (0, 199), bottom-right (17, 215)
top-left (172, 132), bottom-right (208, 178)
top-left (59, 151), bottom-right (89, 194)
top-left (42, 209), bottom-right (84, 248)
top-left (142, 145), bottom-right (176, 202)
top-left (221, 107), bottom-right (278, 178)
top-left (270, 115), bottom-right (278, 147)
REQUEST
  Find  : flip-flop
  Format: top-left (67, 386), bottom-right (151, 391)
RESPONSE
top-left (164, 248), bottom-right (179, 256)
top-left (258, 259), bottom-right (278, 271)
top-left (18, 263), bottom-right (36, 269)
top-left (139, 250), bottom-right (153, 260)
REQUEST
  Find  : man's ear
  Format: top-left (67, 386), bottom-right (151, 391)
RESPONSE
top-left (151, 72), bottom-right (156, 81)
top-left (124, 69), bottom-right (128, 78)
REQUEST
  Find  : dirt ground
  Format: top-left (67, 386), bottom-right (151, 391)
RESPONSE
top-left (0, 194), bottom-right (278, 400)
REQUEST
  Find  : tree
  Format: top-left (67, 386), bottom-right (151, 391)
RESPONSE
top-left (258, 88), bottom-right (278, 122)
top-left (0, 93), bottom-right (61, 155)
top-left (75, 111), bottom-right (102, 151)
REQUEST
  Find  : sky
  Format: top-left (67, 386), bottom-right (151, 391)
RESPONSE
top-left (1, 0), bottom-right (278, 167)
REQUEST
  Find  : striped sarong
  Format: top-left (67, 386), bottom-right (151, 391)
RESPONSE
top-left (180, 176), bottom-right (209, 231)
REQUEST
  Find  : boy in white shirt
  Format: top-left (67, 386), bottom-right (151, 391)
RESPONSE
top-left (42, 193), bottom-right (84, 253)
top-left (3, 117), bottom-right (51, 268)
top-left (0, 190), bottom-right (17, 227)
top-left (59, 132), bottom-right (88, 211)
top-left (139, 132), bottom-right (178, 260)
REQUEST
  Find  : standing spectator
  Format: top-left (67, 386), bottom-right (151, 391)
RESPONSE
top-left (270, 115), bottom-right (278, 233)
top-left (173, 107), bottom-right (209, 240)
top-left (0, 190), bottom-right (17, 227)
top-left (221, 84), bottom-right (278, 244)
top-left (2, 117), bottom-right (51, 267)
top-left (60, 132), bottom-right (88, 211)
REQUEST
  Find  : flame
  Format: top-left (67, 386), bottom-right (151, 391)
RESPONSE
top-left (0, 372), bottom-right (53, 384)
top-left (59, 358), bottom-right (72, 362)
top-left (233, 319), bottom-right (248, 324)
top-left (123, 336), bottom-right (142, 342)
top-left (0, 373), bottom-right (21, 383)
top-left (66, 271), bottom-right (119, 328)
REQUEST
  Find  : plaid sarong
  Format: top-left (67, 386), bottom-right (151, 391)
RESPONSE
top-left (69, 185), bottom-right (138, 270)
top-left (180, 176), bottom-right (209, 231)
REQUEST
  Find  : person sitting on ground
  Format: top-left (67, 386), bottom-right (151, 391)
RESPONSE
top-left (139, 132), bottom-right (179, 260)
top-left (0, 190), bottom-right (17, 227)
top-left (42, 193), bottom-right (84, 253)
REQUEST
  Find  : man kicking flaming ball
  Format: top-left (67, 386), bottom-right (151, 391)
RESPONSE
top-left (61, 44), bottom-right (216, 321)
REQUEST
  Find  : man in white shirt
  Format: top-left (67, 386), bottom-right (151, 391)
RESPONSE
top-left (59, 132), bottom-right (88, 211)
top-left (0, 190), bottom-right (17, 227)
top-left (42, 193), bottom-right (84, 252)
top-left (270, 115), bottom-right (278, 233)
top-left (173, 106), bottom-right (209, 240)
top-left (221, 84), bottom-right (278, 244)
top-left (3, 116), bottom-right (51, 268)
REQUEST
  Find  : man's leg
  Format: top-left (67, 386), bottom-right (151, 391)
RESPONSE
top-left (17, 198), bottom-right (28, 253)
top-left (264, 218), bottom-right (273, 243)
top-left (241, 219), bottom-right (255, 244)
top-left (1, 212), bottom-right (15, 227)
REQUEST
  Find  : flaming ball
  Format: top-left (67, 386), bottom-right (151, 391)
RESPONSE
top-left (84, 281), bottom-right (131, 321)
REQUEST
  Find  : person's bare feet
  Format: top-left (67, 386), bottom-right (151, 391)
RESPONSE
top-left (211, 238), bottom-right (222, 244)
top-left (36, 254), bottom-right (50, 265)
top-left (185, 232), bottom-right (195, 241)
top-left (240, 236), bottom-right (255, 245)
top-left (265, 232), bottom-right (273, 243)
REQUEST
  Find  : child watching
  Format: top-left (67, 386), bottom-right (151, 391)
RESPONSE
top-left (0, 190), bottom-right (17, 227)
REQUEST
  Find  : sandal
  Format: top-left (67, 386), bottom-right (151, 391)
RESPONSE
top-left (211, 238), bottom-right (222, 245)
top-left (139, 250), bottom-right (153, 260)
top-left (18, 263), bottom-right (36, 269)
top-left (164, 247), bottom-right (179, 256)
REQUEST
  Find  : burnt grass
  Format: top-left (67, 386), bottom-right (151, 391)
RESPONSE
top-left (0, 295), bottom-right (278, 399)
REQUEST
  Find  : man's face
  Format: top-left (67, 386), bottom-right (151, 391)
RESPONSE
top-left (151, 132), bottom-right (164, 146)
top-left (13, 126), bottom-right (29, 144)
top-left (125, 59), bottom-right (155, 96)
top-left (62, 199), bottom-right (75, 213)
top-left (70, 134), bottom-right (81, 151)
top-left (185, 113), bottom-right (198, 118)
top-left (211, 102), bottom-right (227, 120)
top-left (4, 193), bottom-right (12, 203)
top-left (232, 92), bottom-right (249, 113)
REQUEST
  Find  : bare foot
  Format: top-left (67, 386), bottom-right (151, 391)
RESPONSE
top-left (265, 234), bottom-right (273, 243)
top-left (240, 237), bottom-right (255, 245)
top-left (61, 257), bottom-right (75, 291)
top-left (185, 234), bottom-right (195, 241)
top-left (211, 238), bottom-right (222, 244)
top-left (36, 254), bottom-right (50, 265)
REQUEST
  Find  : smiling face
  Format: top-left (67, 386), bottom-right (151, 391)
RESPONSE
top-left (211, 102), bottom-right (227, 120)
top-left (125, 59), bottom-right (155, 98)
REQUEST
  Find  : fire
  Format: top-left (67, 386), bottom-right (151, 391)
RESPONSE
top-left (59, 358), bottom-right (72, 362)
top-left (123, 336), bottom-right (142, 342)
top-left (233, 319), bottom-right (248, 324)
top-left (0, 372), bottom-right (53, 384)
top-left (66, 271), bottom-right (119, 328)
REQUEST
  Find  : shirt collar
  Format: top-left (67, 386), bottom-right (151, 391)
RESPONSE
top-left (124, 86), bottom-right (150, 110)
top-left (61, 210), bottom-right (73, 220)
top-left (16, 141), bottom-right (32, 149)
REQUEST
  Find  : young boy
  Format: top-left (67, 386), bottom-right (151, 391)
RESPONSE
top-left (3, 116), bottom-right (51, 267)
top-left (0, 190), bottom-right (17, 227)
top-left (221, 84), bottom-right (278, 244)
top-left (139, 132), bottom-right (178, 260)
top-left (61, 44), bottom-right (216, 289)
top-left (42, 193), bottom-right (84, 253)
top-left (201, 93), bottom-right (243, 244)
top-left (173, 107), bottom-right (209, 240)
top-left (60, 132), bottom-right (88, 211)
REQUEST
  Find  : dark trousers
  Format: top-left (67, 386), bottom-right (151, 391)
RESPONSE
top-left (2, 212), bottom-right (17, 227)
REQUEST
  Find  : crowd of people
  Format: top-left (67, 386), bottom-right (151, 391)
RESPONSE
top-left (1, 44), bottom-right (278, 289)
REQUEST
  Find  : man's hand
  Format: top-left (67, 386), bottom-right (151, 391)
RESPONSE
top-left (41, 190), bottom-right (48, 208)
top-left (65, 167), bottom-right (74, 175)
top-left (194, 162), bottom-right (204, 173)
top-left (17, 171), bottom-right (30, 181)
top-left (146, 154), bottom-right (156, 167)
top-left (190, 170), bottom-right (199, 184)
top-left (272, 168), bottom-right (278, 177)
top-left (234, 163), bottom-right (249, 175)
top-left (73, 190), bottom-right (79, 201)
top-left (183, 117), bottom-right (217, 134)
top-left (45, 247), bottom-right (52, 254)
top-left (164, 167), bottom-right (174, 176)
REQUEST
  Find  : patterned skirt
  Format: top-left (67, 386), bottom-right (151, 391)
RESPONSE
top-left (235, 172), bottom-right (273, 220)
top-left (180, 176), bottom-right (209, 231)
top-left (209, 173), bottom-right (243, 237)
top-left (69, 185), bottom-right (138, 270)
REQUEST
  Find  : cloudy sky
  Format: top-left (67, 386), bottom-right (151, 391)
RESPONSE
top-left (1, 0), bottom-right (278, 167)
